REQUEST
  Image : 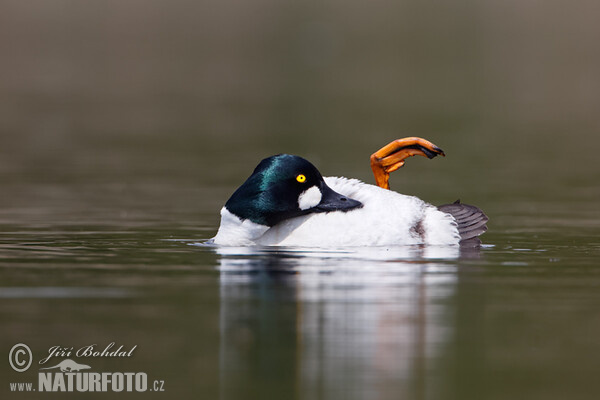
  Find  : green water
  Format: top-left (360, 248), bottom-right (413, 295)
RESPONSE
top-left (2, 1), bottom-right (600, 399)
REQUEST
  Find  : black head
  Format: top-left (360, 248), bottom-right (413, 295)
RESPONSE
top-left (224, 154), bottom-right (363, 226)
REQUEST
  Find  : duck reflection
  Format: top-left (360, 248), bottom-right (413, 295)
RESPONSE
top-left (216, 246), bottom-right (460, 400)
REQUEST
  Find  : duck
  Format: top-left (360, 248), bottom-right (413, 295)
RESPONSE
top-left (210, 137), bottom-right (488, 247)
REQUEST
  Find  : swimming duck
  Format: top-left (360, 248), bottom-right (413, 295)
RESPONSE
top-left (211, 137), bottom-right (488, 247)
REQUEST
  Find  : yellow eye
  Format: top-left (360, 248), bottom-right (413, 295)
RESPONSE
top-left (296, 174), bottom-right (306, 183)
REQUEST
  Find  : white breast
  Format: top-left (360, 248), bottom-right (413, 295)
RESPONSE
top-left (242, 177), bottom-right (460, 247)
top-left (212, 208), bottom-right (269, 246)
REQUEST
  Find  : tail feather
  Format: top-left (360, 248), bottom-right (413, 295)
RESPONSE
top-left (438, 200), bottom-right (488, 247)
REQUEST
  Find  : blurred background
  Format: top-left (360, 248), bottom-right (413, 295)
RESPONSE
top-left (2, 0), bottom-right (599, 193)
top-left (1, 1), bottom-right (600, 399)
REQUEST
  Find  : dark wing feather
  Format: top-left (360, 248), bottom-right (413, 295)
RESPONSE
top-left (438, 200), bottom-right (488, 247)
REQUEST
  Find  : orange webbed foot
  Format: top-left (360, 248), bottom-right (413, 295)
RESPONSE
top-left (370, 137), bottom-right (445, 190)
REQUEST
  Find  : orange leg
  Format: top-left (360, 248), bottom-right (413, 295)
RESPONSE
top-left (370, 137), bottom-right (445, 189)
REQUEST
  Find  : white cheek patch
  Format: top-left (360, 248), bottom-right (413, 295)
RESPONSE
top-left (298, 186), bottom-right (322, 210)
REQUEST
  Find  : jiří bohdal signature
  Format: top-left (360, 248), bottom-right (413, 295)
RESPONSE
top-left (39, 342), bottom-right (137, 365)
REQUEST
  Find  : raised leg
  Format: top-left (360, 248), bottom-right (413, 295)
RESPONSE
top-left (370, 137), bottom-right (445, 189)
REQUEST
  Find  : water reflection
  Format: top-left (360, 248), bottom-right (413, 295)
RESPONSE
top-left (214, 246), bottom-right (463, 400)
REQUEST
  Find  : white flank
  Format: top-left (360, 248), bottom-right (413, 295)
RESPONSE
top-left (257, 177), bottom-right (460, 246)
top-left (298, 186), bottom-right (322, 210)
